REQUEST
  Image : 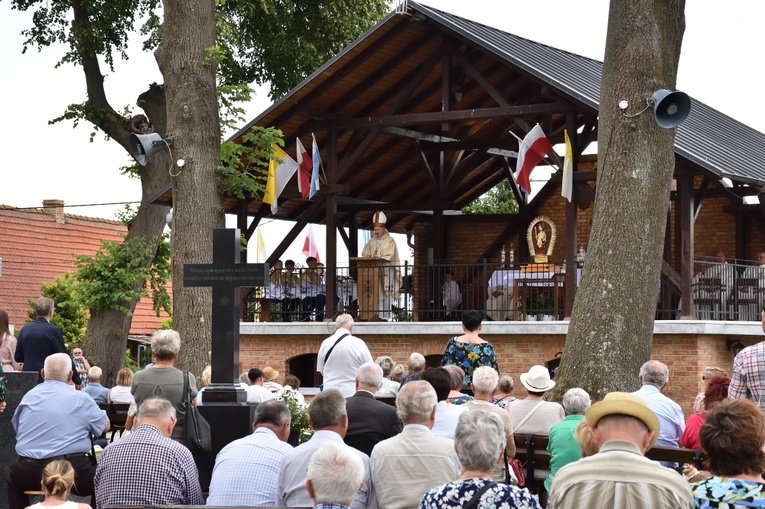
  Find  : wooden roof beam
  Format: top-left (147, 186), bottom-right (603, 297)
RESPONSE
top-left (309, 102), bottom-right (575, 131)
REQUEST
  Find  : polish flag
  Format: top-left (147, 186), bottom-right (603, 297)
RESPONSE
top-left (302, 224), bottom-right (320, 263)
top-left (296, 137), bottom-right (312, 200)
top-left (514, 124), bottom-right (553, 194)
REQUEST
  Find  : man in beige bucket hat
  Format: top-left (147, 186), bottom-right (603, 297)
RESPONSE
top-left (548, 392), bottom-right (693, 509)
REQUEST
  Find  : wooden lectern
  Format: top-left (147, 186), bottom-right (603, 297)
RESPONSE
top-left (352, 256), bottom-right (387, 320)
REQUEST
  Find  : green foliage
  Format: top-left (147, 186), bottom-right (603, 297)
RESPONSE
top-left (218, 82), bottom-right (254, 133)
top-left (216, 0), bottom-right (389, 98)
top-left (277, 389), bottom-right (312, 443)
top-left (27, 274), bottom-right (88, 349)
top-left (462, 180), bottom-right (519, 215)
top-left (13, 0), bottom-right (161, 70)
top-left (124, 348), bottom-right (140, 372)
top-left (218, 126), bottom-right (283, 199)
top-left (115, 204), bottom-right (138, 225)
top-left (161, 316), bottom-right (173, 329)
top-left (73, 234), bottom-right (171, 316)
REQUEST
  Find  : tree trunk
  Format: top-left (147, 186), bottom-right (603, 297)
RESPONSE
top-left (74, 71), bottom-right (172, 386)
top-left (549, 0), bottom-right (686, 402)
top-left (156, 0), bottom-right (223, 378)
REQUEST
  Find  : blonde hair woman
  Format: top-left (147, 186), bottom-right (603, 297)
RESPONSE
top-left (25, 460), bottom-right (91, 509)
top-left (107, 368), bottom-right (135, 404)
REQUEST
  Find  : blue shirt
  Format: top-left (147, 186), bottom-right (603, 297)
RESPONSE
top-left (83, 382), bottom-right (109, 404)
top-left (633, 384), bottom-right (685, 447)
top-left (207, 426), bottom-right (293, 506)
top-left (13, 379), bottom-right (108, 458)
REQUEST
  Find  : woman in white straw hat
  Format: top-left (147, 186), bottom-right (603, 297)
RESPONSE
top-left (507, 365), bottom-right (564, 436)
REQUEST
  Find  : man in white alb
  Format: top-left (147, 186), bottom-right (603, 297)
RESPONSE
top-left (361, 211), bottom-right (402, 320)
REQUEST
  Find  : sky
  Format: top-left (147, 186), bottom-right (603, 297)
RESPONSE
top-left (2, 0), bottom-right (763, 265)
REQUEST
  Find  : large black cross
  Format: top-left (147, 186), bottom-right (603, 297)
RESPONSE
top-left (184, 228), bottom-right (269, 403)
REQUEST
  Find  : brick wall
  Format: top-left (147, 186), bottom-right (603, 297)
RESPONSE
top-left (417, 161), bottom-right (763, 272)
top-left (240, 329), bottom-right (742, 418)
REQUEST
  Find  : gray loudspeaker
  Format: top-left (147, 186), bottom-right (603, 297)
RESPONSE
top-left (649, 89), bottom-right (691, 128)
top-left (129, 132), bottom-right (167, 166)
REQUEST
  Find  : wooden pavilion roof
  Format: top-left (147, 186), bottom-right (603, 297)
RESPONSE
top-left (153, 1), bottom-right (765, 235)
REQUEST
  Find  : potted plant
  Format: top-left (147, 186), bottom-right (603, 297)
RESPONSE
top-left (527, 288), bottom-right (555, 319)
top-left (277, 390), bottom-right (311, 446)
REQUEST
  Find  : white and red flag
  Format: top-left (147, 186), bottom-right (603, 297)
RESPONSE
top-left (296, 137), bottom-right (312, 200)
top-left (514, 124), bottom-right (553, 194)
top-left (302, 224), bottom-right (320, 263)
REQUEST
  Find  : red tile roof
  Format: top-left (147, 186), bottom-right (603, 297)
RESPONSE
top-left (0, 204), bottom-right (169, 336)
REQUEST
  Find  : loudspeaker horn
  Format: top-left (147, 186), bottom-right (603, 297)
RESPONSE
top-left (129, 132), bottom-right (168, 166)
top-left (648, 89), bottom-right (691, 128)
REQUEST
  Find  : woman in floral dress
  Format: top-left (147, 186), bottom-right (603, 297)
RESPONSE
top-left (691, 398), bottom-right (765, 508)
top-left (441, 310), bottom-right (499, 395)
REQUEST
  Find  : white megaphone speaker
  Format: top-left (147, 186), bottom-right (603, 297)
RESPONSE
top-left (648, 89), bottom-right (691, 128)
top-left (129, 132), bottom-right (170, 166)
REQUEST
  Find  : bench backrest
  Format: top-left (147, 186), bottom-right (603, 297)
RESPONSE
top-left (99, 402), bottom-right (131, 431)
top-left (645, 445), bottom-right (705, 469)
top-left (512, 434), bottom-right (551, 493)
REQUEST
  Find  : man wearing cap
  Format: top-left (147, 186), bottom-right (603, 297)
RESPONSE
top-left (361, 211), bottom-right (402, 321)
top-left (507, 365), bottom-right (564, 435)
top-left (548, 392), bottom-right (693, 509)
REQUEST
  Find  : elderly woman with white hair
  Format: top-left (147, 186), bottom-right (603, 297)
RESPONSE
top-left (131, 329), bottom-right (197, 443)
top-left (465, 366), bottom-right (516, 481)
top-left (420, 409), bottom-right (541, 509)
top-left (543, 387), bottom-right (591, 492)
top-left (374, 355), bottom-right (400, 397)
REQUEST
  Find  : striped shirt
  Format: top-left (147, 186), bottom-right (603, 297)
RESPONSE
top-left (548, 440), bottom-right (693, 509)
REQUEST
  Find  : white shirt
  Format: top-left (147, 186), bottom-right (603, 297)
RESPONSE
top-left (317, 328), bottom-right (373, 397)
top-left (431, 400), bottom-right (469, 440)
top-left (277, 429), bottom-right (377, 508)
top-left (246, 384), bottom-right (274, 403)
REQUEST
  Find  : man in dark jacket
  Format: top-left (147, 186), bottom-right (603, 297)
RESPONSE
top-left (15, 297), bottom-right (81, 385)
top-left (344, 362), bottom-right (402, 456)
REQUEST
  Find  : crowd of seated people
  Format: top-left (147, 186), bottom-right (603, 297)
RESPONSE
top-left (10, 323), bottom-right (765, 509)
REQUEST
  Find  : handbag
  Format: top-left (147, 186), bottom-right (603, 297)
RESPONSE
top-left (183, 371), bottom-right (212, 453)
top-left (507, 401), bottom-right (545, 487)
top-left (507, 454), bottom-right (526, 487)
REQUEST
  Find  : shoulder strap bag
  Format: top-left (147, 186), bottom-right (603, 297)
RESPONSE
top-left (463, 480), bottom-right (497, 509)
top-left (324, 332), bottom-right (351, 364)
top-left (183, 371), bottom-right (212, 453)
top-left (506, 401), bottom-right (545, 488)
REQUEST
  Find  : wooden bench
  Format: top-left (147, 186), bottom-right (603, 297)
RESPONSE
top-left (104, 506), bottom-right (310, 509)
top-left (512, 433), bottom-right (706, 505)
top-left (645, 444), bottom-right (705, 469)
top-left (99, 402), bottom-right (131, 441)
top-left (513, 434), bottom-right (551, 505)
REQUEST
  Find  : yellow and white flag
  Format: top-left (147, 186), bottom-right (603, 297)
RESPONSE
top-left (264, 144), bottom-right (299, 214)
top-left (561, 129), bottom-right (573, 202)
top-left (255, 228), bottom-right (267, 263)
